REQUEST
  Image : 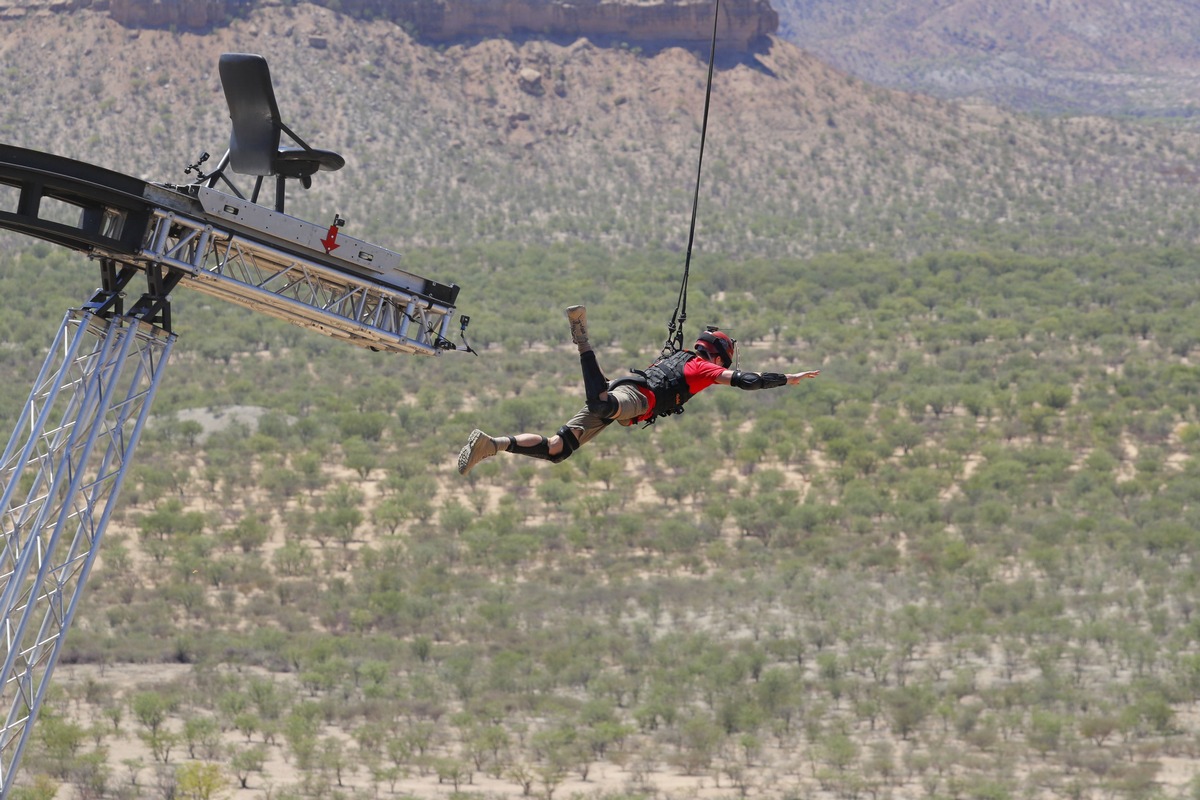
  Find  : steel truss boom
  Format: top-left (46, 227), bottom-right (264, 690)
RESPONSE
top-left (0, 310), bottom-right (174, 789)
top-left (0, 143), bottom-right (461, 356)
top-left (140, 194), bottom-right (453, 355)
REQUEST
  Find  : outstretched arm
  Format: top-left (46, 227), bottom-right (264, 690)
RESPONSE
top-left (713, 369), bottom-right (820, 388)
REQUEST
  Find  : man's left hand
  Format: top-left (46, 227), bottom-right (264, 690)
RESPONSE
top-left (787, 370), bottom-right (820, 385)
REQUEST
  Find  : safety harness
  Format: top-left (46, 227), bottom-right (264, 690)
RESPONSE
top-left (610, 349), bottom-right (700, 426)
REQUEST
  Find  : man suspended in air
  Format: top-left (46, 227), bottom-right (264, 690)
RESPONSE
top-left (457, 306), bottom-right (820, 475)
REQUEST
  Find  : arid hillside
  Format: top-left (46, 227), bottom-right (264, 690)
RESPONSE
top-left (2, 3), bottom-right (1200, 261)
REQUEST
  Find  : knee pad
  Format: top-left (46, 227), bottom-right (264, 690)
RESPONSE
top-left (550, 425), bottom-right (581, 463)
top-left (586, 395), bottom-right (619, 418)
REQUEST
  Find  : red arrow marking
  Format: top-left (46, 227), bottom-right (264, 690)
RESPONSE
top-left (321, 224), bottom-right (340, 254)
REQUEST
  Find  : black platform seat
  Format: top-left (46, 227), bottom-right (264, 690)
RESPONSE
top-left (217, 53), bottom-right (344, 210)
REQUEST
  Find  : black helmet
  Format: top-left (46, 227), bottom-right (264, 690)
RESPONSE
top-left (695, 328), bottom-right (735, 368)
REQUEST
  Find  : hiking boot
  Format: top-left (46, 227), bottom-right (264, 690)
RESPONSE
top-left (457, 429), bottom-right (498, 475)
top-left (566, 305), bottom-right (589, 346)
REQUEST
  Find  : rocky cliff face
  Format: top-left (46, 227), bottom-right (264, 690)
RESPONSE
top-left (6, 0), bottom-right (777, 50)
top-left (108, 0), bottom-right (229, 28)
top-left (383, 0), bottom-right (778, 49)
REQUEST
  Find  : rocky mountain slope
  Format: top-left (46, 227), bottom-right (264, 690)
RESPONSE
top-left (1, 2), bottom-right (1199, 265)
top-left (772, 0), bottom-right (1200, 120)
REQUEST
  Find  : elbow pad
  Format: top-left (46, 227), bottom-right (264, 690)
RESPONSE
top-left (732, 371), bottom-right (788, 390)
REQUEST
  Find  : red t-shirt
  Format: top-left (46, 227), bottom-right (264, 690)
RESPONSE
top-left (632, 356), bottom-right (726, 422)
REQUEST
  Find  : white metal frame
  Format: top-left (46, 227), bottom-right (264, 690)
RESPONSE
top-left (141, 207), bottom-right (454, 355)
top-left (0, 309), bottom-right (174, 790)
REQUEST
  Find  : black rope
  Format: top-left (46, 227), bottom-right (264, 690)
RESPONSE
top-left (664, 0), bottom-right (721, 357)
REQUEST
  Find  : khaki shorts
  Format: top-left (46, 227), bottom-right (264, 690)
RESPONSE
top-left (562, 384), bottom-right (649, 446)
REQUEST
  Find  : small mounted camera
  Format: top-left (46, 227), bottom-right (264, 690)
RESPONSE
top-left (184, 151), bottom-right (210, 176)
